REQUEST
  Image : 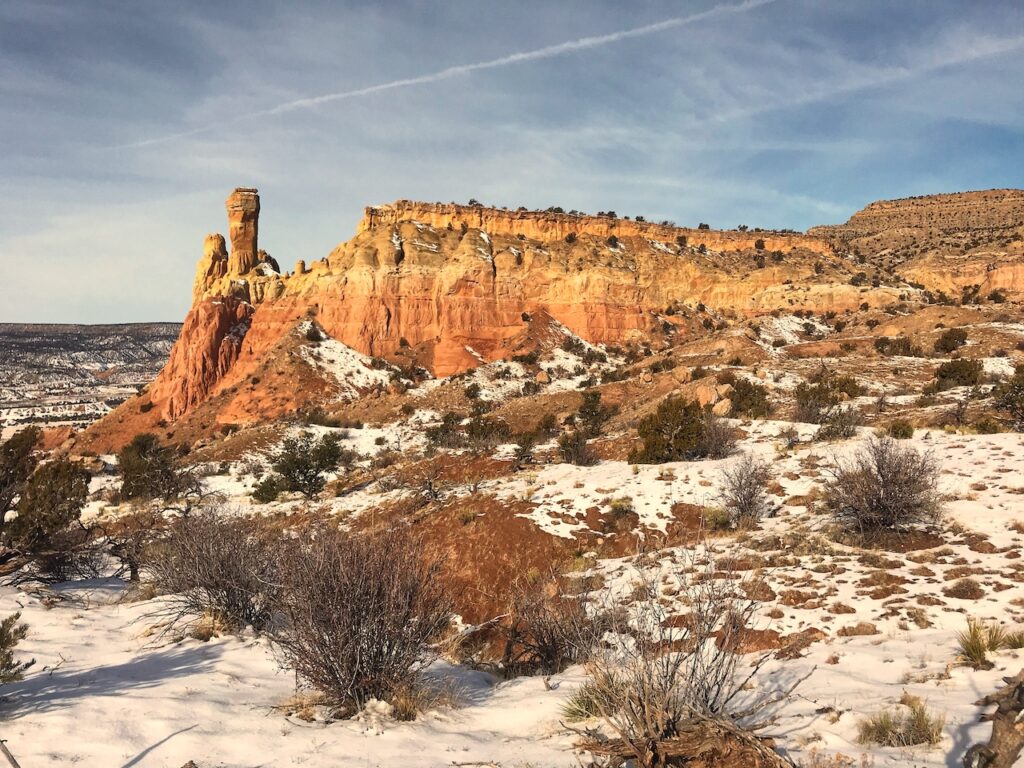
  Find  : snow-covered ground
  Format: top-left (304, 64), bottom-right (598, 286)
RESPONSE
top-left (1, 429), bottom-right (1023, 766)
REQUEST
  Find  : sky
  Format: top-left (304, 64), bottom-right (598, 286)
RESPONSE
top-left (2, 0), bottom-right (1023, 323)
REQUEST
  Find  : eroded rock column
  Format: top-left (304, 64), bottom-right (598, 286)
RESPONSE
top-left (226, 187), bottom-right (260, 275)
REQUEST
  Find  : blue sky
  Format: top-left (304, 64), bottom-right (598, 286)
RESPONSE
top-left (2, 0), bottom-right (1022, 323)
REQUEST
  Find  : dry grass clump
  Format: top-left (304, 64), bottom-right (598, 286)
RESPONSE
top-left (856, 697), bottom-right (944, 747)
top-left (943, 577), bottom-right (984, 600)
top-left (958, 618), bottom-right (1024, 669)
top-left (561, 670), bottom-right (626, 722)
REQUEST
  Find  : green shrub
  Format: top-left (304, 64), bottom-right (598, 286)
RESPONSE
top-left (252, 475), bottom-right (282, 503)
top-left (934, 327), bottom-right (968, 353)
top-left (271, 432), bottom-right (350, 499)
top-left (6, 458), bottom-right (89, 556)
top-left (558, 432), bottom-right (595, 466)
top-left (628, 398), bottom-right (735, 464)
top-left (933, 359), bottom-right (983, 391)
top-left (701, 507), bottom-right (732, 531)
top-left (562, 673), bottom-right (625, 721)
top-left (995, 364), bottom-right (1024, 431)
top-left (118, 433), bottom-right (182, 501)
top-left (874, 336), bottom-right (925, 357)
top-left (729, 379), bottom-right (771, 418)
top-left (886, 419), bottom-right (914, 439)
top-left (426, 412), bottom-right (464, 448)
top-left (576, 390), bottom-right (616, 438)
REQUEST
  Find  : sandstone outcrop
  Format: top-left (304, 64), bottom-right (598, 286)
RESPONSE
top-left (85, 186), bottom-right (1024, 441)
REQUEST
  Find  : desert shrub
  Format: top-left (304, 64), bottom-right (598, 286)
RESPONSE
top-left (0, 613), bottom-right (33, 684)
top-left (252, 475), bottom-right (282, 503)
top-left (558, 431), bottom-right (595, 466)
top-left (857, 699), bottom-right (944, 747)
top-left (5, 458), bottom-right (91, 577)
top-left (580, 548), bottom-right (799, 767)
top-left (304, 325), bottom-right (322, 342)
top-left (874, 336), bottom-right (924, 357)
top-left (995, 364), bottom-right (1024, 431)
top-left (463, 382), bottom-right (481, 400)
top-left (628, 398), bottom-right (735, 464)
top-left (974, 416), bottom-right (1003, 434)
top-left (933, 359), bottom-right (983, 391)
top-left (934, 327), bottom-right (968, 353)
top-left (718, 454), bottom-right (773, 528)
top-left (536, 413), bottom-right (558, 435)
top-left (118, 433), bottom-right (184, 501)
top-left (816, 407), bottom-right (862, 441)
top-left (270, 431), bottom-right (350, 499)
top-left (886, 419), bottom-right (914, 439)
top-left (794, 380), bottom-right (839, 424)
top-left (577, 390), bottom-right (616, 438)
top-left (824, 437), bottom-right (942, 538)
top-left (145, 510), bottom-right (282, 632)
top-left (465, 417), bottom-right (511, 449)
top-left (426, 411), bottom-right (464, 448)
top-left (272, 526), bottom-right (452, 716)
top-left (501, 574), bottom-right (608, 676)
top-left (0, 427), bottom-right (40, 533)
top-left (729, 379), bottom-right (771, 418)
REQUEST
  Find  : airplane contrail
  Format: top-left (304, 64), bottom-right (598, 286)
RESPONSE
top-left (121, 0), bottom-right (777, 148)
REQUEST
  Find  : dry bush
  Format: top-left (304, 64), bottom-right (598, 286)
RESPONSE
top-left (580, 547), bottom-right (804, 767)
top-left (718, 454), bottom-right (774, 528)
top-left (816, 407), bottom-right (862, 441)
top-left (824, 437), bottom-right (942, 539)
top-left (500, 571), bottom-right (609, 676)
top-left (272, 525), bottom-right (452, 717)
top-left (144, 508), bottom-right (282, 633)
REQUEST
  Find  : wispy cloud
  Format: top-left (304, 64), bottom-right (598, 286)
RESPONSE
top-left (119, 0), bottom-right (777, 148)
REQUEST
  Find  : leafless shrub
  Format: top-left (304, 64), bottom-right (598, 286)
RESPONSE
top-left (719, 454), bottom-right (774, 528)
top-left (579, 547), bottom-right (802, 767)
top-left (701, 411), bottom-right (738, 459)
top-left (816, 407), bottom-right (862, 441)
top-left (271, 525), bottom-right (452, 717)
top-left (824, 437), bottom-right (943, 538)
top-left (500, 571), bottom-right (610, 676)
top-left (144, 507), bottom-right (282, 633)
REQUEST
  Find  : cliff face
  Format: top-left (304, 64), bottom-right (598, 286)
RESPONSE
top-left (163, 190), bottom-right (893, 423)
top-left (92, 187), bottom-right (1023, 435)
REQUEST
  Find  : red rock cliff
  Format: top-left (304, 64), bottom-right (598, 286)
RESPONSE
top-left (122, 189), bottom-right (916, 426)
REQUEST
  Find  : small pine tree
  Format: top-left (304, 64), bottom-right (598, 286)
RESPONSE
top-left (0, 612), bottom-right (34, 684)
top-left (118, 433), bottom-right (181, 501)
top-left (271, 432), bottom-right (349, 499)
top-left (6, 458), bottom-right (90, 555)
top-left (0, 426), bottom-right (40, 533)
